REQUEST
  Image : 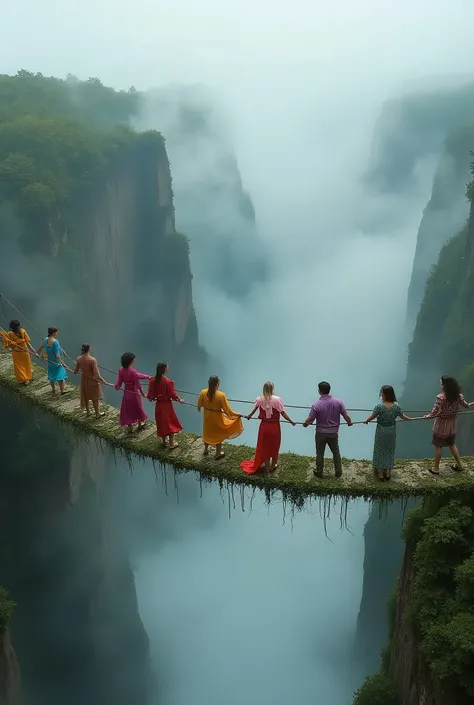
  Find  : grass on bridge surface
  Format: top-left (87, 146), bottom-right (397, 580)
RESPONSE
top-left (1, 350), bottom-right (474, 506)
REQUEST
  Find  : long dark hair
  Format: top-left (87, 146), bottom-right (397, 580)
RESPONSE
top-left (155, 361), bottom-right (167, 384)
top-left (207, 375), bottom-right (219, 401)
top-left (81, 344), bottom-right (91, 354)
top-left (9, 319), bottom-right (21, 336)
top-left (48, 327), bottom-right (58, 337)
top-left (121, 352), bottom-right (135, 368)
top-left (441, 375), bottom-right (462, 404)
top-left (380, 385), bottom-right (397, 402)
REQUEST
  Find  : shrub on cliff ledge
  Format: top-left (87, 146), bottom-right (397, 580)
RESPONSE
top-left (0, 586), bottom-right (15, 630)
top-left (405, 499), bottom-right (474, 697)
top-left (352, 673), bottom-right (398, 705)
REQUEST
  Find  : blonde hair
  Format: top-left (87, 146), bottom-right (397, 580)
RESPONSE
top-left (262, 381), bottom-right (274, 401)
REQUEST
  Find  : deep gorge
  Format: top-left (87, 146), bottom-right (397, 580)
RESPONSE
top-left (2, 67), bottom-right (474, 705)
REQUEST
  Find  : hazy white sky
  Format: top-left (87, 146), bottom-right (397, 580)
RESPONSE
top-left (2, 0), bottom-right (474, 97)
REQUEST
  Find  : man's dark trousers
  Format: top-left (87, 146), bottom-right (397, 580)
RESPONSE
top-left (315, 431), bottom-right (342, 477)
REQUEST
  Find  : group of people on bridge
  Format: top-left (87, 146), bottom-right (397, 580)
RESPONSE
top-left (2, 318), bottom-right (473, 480)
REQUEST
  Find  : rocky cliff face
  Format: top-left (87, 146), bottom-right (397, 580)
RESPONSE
top-left (0, 629), bottom-right (20, 705)
top-left (390, 545), bottom-right (471, 705)
top-left (355, 503), bottom-right (413, 677)
top-left (0, 397), bottom-right (152, 705)
top-left (137, 85), bottom-right (268, 299)
top-left (405, 125), bottom-right (474, 339)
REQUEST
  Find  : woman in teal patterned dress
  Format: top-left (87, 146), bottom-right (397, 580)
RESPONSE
top-left (363, 386), bottom-right (412, 481)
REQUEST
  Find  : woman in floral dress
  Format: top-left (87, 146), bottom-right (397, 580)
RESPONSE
top-left (364, 385), bottom-right (412, 480)
top-left (424, 376), bottom-right (474, 474)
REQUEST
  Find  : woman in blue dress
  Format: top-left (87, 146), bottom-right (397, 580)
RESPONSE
top-left (37, 326), bottom-right (68, 394)
top-left (363, 385), bottom-right (412, 481)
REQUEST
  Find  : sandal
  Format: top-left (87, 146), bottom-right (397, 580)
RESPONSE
top-left (169, 443), bottom-right (179, 450)
top-left (451, 465), bottom-right (464, 472)
top-left (215, 452), bottom-right (225, 460)
top-left (428, 468), bottom-right (440, 475)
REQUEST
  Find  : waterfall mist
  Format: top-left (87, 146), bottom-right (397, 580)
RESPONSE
top-left (2, 1), bottom-right (474, 704)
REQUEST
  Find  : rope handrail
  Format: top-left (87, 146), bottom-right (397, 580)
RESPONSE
top-left (1, 290), bottom-right (473, 422)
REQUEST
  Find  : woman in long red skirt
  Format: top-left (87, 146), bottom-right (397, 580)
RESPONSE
top-left (240, 381), bottom-right (296, 474)
top-left (147, 362), bottom-right (184, 448)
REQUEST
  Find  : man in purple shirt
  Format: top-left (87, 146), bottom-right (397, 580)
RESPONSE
top-left (303, 381), bottom-right (352, 477)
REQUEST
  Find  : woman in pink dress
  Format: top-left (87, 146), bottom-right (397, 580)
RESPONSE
top-left (424, 375), bottom-right (474, 474)
top-left (115, 352), bottom-right (151, 432)
top-left (240, 381), bottom-right (296, 474)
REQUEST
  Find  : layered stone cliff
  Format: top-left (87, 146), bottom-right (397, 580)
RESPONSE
top-left (0, 628), bottom-right (20, 705)
top-left (390, 545), bottom-right (471, 705)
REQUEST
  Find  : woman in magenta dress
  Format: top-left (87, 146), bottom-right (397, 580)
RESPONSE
top-left (115, 352), bottom-right (151, 432)
top-left (147, 361), bottom-right (184, 448)
top-left (241, 381), bottom-right (296, 474)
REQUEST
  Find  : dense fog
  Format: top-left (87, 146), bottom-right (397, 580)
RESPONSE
top-left (2, 1), bottom-right (474, 704)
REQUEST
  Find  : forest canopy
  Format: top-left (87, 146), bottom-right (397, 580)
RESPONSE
top-left (0, 71), bottom-right (163, 252)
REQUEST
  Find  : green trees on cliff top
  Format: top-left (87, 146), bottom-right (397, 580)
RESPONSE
top-left (0, 71), bottom-right (163, 252)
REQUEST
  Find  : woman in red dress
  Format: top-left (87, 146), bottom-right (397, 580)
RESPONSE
top-left (240, 381), bottom-right (296, 474)
top-left (147, 362), bottom-right (184, 448)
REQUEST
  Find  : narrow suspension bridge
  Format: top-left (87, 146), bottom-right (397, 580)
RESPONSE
top-left (1, 349), bottom-right (474, 505)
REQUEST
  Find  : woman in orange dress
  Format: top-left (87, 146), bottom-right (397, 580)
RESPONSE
top-left (147, 361), bottom-right (184, 449)
top-left (241, 381), bottom-right (296, 474)
top-left (74, 344), bottom-right (111, 418)
top-left (197, 376), bottom-right (243, 459)
top-left (1, 319), bottom-right (38, 385)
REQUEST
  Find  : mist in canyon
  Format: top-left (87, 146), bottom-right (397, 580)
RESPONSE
top-left (2, 1), bottom-right (474, 704)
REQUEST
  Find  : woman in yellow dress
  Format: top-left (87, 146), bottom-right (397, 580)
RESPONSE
top-left (197, 376), bottom-right (244, 459)
top-left (1, 319), bottom-right (38, 385)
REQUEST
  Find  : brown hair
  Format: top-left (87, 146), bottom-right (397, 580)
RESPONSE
top-left (207, 376), bottom-right (219, 401)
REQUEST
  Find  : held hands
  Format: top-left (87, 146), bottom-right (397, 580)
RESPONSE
top-left (363, 419), bottom-right (370, 425)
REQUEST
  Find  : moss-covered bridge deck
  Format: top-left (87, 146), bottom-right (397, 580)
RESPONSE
top-left (1, 351), bottom-right (474, 503)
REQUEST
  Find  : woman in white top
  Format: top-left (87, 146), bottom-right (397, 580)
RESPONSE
top-left (240, 381), bottom-right (295, 474)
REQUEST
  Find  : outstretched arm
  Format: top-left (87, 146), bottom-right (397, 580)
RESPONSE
top-left (74, 359), bottom-right (80, 374)
top-left (245, 404), bottom-right (259, 420)
top-left (400, 413), bottom-right (412, 420)
top-left (424, 397), bottom-right (442, 419)
top-left (169, 380), bottom-right (184, 403)
top-left (302, 407), bottom-right (316, 428)
top-left (363, 414), bottom-right (375, 424)
top-left (221, 394), bottom-right (242, 419)
top-left (136, 371), bottom-right (151, 380)
top-left (343, 412), bottom-right (353, 426)
top-left (114, 369), bottom-right (123, 391)
top-left (281, 410), bottom-right (296, 426)
top-left (36, 341), bottom-right (44, 357)
top-left (27, 341), bottom-right (38, 356)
